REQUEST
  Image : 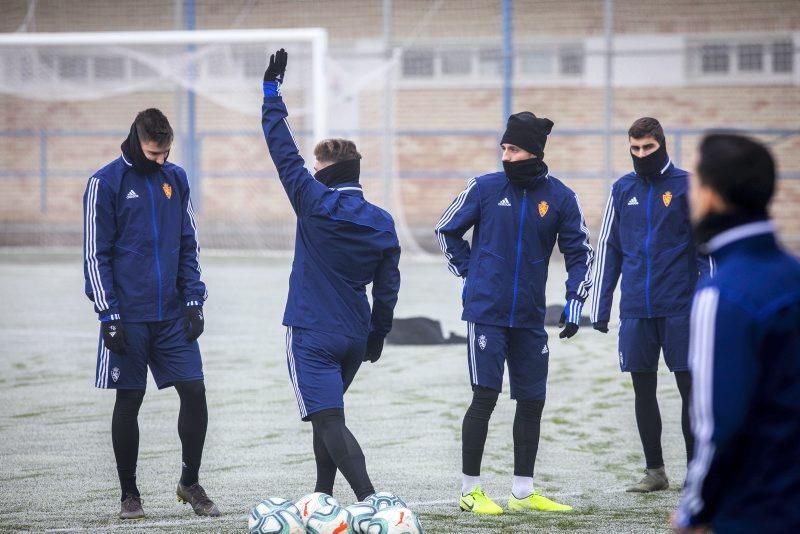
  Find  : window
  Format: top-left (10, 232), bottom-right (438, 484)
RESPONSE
top-left (737, 44), bottom-right (763, 72)
top-left (402, 50), bottom-right (434, 77)
top-left (478, 48), bottom-right (502, 77)
top-left (520, 49), bottom-right (553, 75)
top-left (440, 50), bottom-right (471, 76)
top-left (558, 46), bottom-right (584, 75)
top-left (701, 44), bottom-right (730, 73)
top-left (772, 40), bottom-right (793, 73)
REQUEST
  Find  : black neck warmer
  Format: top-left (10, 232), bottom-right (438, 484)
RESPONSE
top-left (503, 159), bottom-right (548, 187)
top-left (693, 211), bottom-right (769, 250)
top-left (314, 158), bottom-right (360, 188)
top-left (120, 123), bottom-right (166, 175)
top-left (632, 143), bottom-right (669, 178)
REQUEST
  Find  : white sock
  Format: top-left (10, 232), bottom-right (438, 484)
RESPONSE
top-left (512, 476), bottom-right (534, 499)
top-left (462, 474), bottom-right (481, 495)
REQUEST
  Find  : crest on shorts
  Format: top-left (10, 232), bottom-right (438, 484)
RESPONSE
top-left (662, 191), bottom-right (672, 207)
top-left (538, 201), bottom-right (549, 218)
top-left (111, 367), bottom-right (120, 383)
top-left (478, 334), bottom-right (487, 350)
top-left (162, 182), bottom-right (173, 199)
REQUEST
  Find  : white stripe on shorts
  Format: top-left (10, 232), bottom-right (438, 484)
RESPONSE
top-left (285, 327), bottom-right (307, 418)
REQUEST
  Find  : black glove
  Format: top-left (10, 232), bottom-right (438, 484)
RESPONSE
top-left (102, 319), bottom-right (127, 354)
top-left (264, 48), bottom-right (287, 83)
top-left (558, 298), bottom-right (582, 339)
top-left (184, 305), bottom-right (204, 342)
top-left (364, 332), bottom-right (385, 363)
top-left (593, 321), bottom-right (609, 334)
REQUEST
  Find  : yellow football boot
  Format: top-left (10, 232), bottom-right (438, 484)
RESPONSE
top-left (508, 491), bottom-right (573, 512)
top-left (459, 486), bottom-right (504, 515)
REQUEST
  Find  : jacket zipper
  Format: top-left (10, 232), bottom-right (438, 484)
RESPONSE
top-left (644, 183), bottom-right (654, 317)
top-left (509, 189), bottom-right (527, 327)
top-left (145, 177), bottom-right (163, 320)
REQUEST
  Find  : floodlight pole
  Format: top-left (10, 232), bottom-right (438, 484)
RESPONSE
top-left (603, 0), bottom-right (615, 192)
top-left (500, 0), bottom-right (513, 170)
top-left (382, 0), bottom-right (394, 211)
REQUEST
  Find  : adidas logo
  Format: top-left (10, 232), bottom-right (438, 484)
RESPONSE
top-left (541, 345), bottom-right (549, 355)
top-left (498, 197), bottom-right (511, 207)
top-left (627, 197), bottom-right (639, 206)
top-left (126, 189), bottom-right (139, 199)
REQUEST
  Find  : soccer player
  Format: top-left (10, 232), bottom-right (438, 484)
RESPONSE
top-left (435, 112), bottom-right (593, 514)
top-left (590, 118), bottom-right (710, 492)
top-left (674, 134), bottom-right (800, 532)
top-left (260, 49), bottom-right (401, 502)
top-left (83, 109), bottom-right (218, 519)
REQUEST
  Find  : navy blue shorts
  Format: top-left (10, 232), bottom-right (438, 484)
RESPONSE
top-left (286, 326), bottom-right (366, 421)
top-left (467, 322), bottom-right (549, 401)
top-left (618, 315), bottom-right (690, 373)
top-left (95, 317), bottom-right (204, 390)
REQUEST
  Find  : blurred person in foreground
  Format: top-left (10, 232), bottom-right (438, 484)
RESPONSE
top-left (590, 118), bottom-right (711, 492)
top-left (435, 111), bottom-right (593, 514)
top-left (260, 49), bottom-right (401, 502)
top-left (673, 134), bottom-right (800, 533)
top-left (82, 109), bottom-right (217, 519)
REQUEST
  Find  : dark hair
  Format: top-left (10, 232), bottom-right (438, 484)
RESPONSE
top-left (134, 108), bottom-right (173, 147)
top-left (697, 133), bottom-right (775, 216)
top-left (314, 138), bottom-right (361, 164)
top-left (628, 117), bottom-right (665, 146)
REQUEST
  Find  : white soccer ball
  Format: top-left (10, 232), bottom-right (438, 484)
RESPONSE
top-left (306, 504), bottom-right (355, 534)
top-left (295, 492), bottom-right (339, 525)
top-left (366, 507), bottom-right (423, 534)
top-left (346, 502), bottom-right (378, 534)
top-left (363, 492), bottom-right (407, 511)
top-left (249, 497), bottom-right (301, 531)
top-left (250, 508), bottom-right (306, 534)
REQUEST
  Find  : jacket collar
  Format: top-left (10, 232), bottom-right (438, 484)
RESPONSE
top-left (120, 153), bottom-right (133, 167)
top-left (331, 181), bottom-right (363, 194)
top-left (706, 220), bottom-right (775, 254)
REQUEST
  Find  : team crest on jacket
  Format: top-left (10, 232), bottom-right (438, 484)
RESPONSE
top-left (538, 201), bottom-right (549, 218)
top-left (662, 191), bottom-right (672, 207)
top-left (162, 183), bottom-right (173, 199)
top-left (478, 334), bottom-right (487, 350)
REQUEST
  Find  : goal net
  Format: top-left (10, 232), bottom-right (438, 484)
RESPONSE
top-left (0, 29), bottom-right (339, 251)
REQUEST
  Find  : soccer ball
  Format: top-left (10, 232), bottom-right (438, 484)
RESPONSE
top-left (367, 507), bottom-right (423, 534)
top-left (306, 504), bottom-right (355, 534)
top-left (249, 498), bottom-right (301, 531)
top-left (346, 502), bottom-right (378, 534)
top-left (364, 492), bottom-right (407, 511)
top-left (250, 508), bottom-right (306, 534)
top-left (295, 492), bottom-right (339, 525)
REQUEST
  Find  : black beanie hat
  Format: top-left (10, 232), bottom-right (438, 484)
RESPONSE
top-left (500, 111), bottom-right (554, 158)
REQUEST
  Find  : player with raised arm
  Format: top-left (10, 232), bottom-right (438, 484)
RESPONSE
top-left (435, 112), bottom-right (593, 515)
top-left (82, 109), bottom-right (217, 519)
top-left (674, 134), bottom-right (800, 533)
top-left (260, 49), bottom-right (401, 502)
top-left (590, 118), bottom-right (711, 492)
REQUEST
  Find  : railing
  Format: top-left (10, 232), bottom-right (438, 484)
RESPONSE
top-left (2, 128), bottom-right (798, 214)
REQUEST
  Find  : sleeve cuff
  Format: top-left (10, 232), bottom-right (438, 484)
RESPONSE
top-left (263, 81), bottom-right (282, 97)
top-left (99, 312), bottom-right (121, 322)
top-left (186, 300), bottom-right (202, 307)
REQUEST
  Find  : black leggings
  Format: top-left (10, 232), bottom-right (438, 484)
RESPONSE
top-left (631, 371), bottom-right (693, 469)
top-left (309, 408), bottom-right (374, 501)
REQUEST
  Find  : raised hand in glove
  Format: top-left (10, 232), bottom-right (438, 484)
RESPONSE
top-left (364, 331), bottom-right (385, 363)
top-left (593, 321), bottom-right (609, 334)
top-left (102, 318), bottom-right (127, 354)
top-left (558, 298), bottom-right (583, 339)
top-left (263, 48), bottom-right (288, 96)
top-left (184, 305), bottom-right (204, 342)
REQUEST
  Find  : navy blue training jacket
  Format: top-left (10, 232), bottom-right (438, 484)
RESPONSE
top-left (261, 96), bottom-right (401, 339)
top-left (434, 169), bottom-right (593, 328)
top-left (590, 162), bottom-right (710, 322)
top-left (676, 221), bottom-right (800, 532)
top-left (83, 155), bottom-right (206, 322)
